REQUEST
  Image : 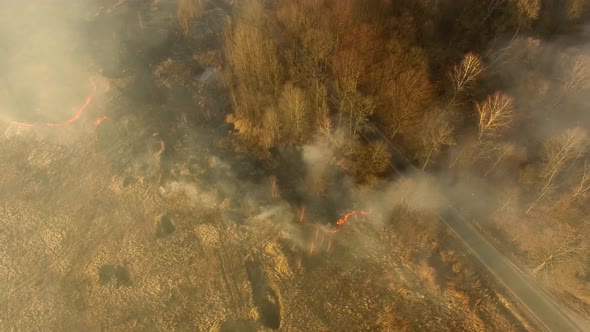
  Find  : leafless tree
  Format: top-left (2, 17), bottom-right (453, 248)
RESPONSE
top-left (331, 51), bottom-right (375, 139)
top-left (383, 69), bottom-right (434, 139)
top-left (448, 143), bottom-right (475, 169)
top-left (527, 223), bottom-right (589, 274)
top-left (418, 111), bottom-right (456, 170)
top-left (364, 38), bottom-right (433, 140)
top-left (484, 0), bottom-right (508, 22)
top-left (368, 140), bottom-right (391, 175)
top-left (451, 92), bottom-right (514, 170)
top-left (448, 52), bottom-right (484, 104)
top-left (511, 0), bottom-right (541, 21)
top-left (279, 84), bottom-right (308, 143)
top-left (484, 142), bottom-right (517, 176)
top-left (224, 11), bottom-right (283, 99)
top-left (504, 0), bottom-right (541, 32)
top-left (306, 78), bottom-right (329, 121)
top-left (572, 161), bottom-right (590, 198)
top-left (560, 54), bottom-right (590, 93)
top-left (331, 48), bottom-right (375, 138)
top-left (526, 127), bottom-right (588, 214)
top-left (261, 108), bottom-right (281, 149)
top-left (565, 0), bottom-right (588, 21)
top-left (276, 0), bottom-right (340, 83)
top-left (346, 139), bottom-right (391, 185)
top-left (492, 187), bottom-right (521, 231)
top-left (487, 37), bottom-right (540, 75)
top-left (476, 92), bottom-right (514, 144)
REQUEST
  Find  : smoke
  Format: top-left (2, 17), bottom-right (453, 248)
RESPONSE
top-left (302, 136), bottom-right (335, 167)
top-left (0, 2), bottom-right (96, 124)
top-left (250, 203), bottom-right (293, 222)
top-left (3, 0), bottom-right (583, 248)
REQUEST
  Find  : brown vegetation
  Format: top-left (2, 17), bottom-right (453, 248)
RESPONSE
top-left (177, 0), bottom-right (204, 34)
top-left (5, 0), bottom-right (590, 329)
top-left (221, 0), bottom-right (590, 319)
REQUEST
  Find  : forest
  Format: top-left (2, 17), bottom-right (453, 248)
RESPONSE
top-left (221, 0), bottom-right (590, 317)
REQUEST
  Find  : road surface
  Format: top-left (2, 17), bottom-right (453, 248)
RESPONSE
top-left (360, 124), bottom-right (585, 332)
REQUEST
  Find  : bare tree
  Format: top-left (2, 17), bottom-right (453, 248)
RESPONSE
top-left (452, 92), bottom-right (513, 170)
top-left (560, 54), bottom-right (590, 93)
top-left (476, 92), bottom-right (514, 144)
top-left (448, 53), bottom-right (484, 104)
top-left (383, 69), bottom-right (434, 139)
top-left (572, 161), bottom-right (590, 198)
top-left (492, 187), bottom-right (522, 233)
top-left (487, 37), bottom-right (540, 75)
top-left (276, 0), bottom-right (340, 83)
top-left (505, 0), bottom-right (541, 30)
top-left (224, 11), bottom-right (283, 99)
top-left (418, 111), bottom-right (456, 170)
top-left (223, 3), bottom-right (286, 151)
top-left (448, 140), bottom-right (477, 169)
top-left (346, 140), bottom-right (391, 185)
top-left (331, 49), bottom-right (375, 138)
top-left (318, 116), bottom-right (339, 149)
top-left (368, 140), bottom-right (392, 175)
top-left (306, 78), bottom-right (329, 121)
top-left (539, 53), bottom-right (590, 111)
top-left (511, 0), bottom-right (541, 21)
top-left (484, 0), bottom-right (508, 22)
top-left (366, 39), bottom-right (433, 140)
top-left (526, 223), bottom-right (589, 274)
top-left (526, 127), bottom-right (588, 214)
top-left (484, 142), bottom-right (517, 176)
top-left (565, 0), bottom-right (588, 21)
top-left (331, 48), bottom-right (375, 138)
top-left (279, 84), bottom-right (308, 143)
top-left (264, 108), bottom-right (281, 148)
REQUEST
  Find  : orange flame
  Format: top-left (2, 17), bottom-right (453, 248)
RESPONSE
top-left (11, 78), bottom-right (107, 128)
top-left (12, 121), bottom-right (38, 127)
top-left (330, 210), bottom-right (369, 233)
top-left (94, 116), bottom-right (109, 126)
top-left (335, 159), bottom-right (350, 172)
top-left (45, 79), bottom-right (97, 127)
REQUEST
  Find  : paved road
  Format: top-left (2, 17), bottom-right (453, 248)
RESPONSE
top-left (360, 124), bottom-right (585, 332)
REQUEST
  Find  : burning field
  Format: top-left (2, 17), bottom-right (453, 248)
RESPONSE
top-left (0, 1), bottom-right (544, 331)
top-left (0, 122), bottom-right (540, 330)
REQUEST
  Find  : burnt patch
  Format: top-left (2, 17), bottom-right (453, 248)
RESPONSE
top-left (98, 263), bottom-right (132, 287)
top-left (244, 257), bottom-right (281, 330)
top-left (156, 214), bottom-right (176, 238)
top-left (122, 175), bottom-right (136, 188)
top-left (271, 147), bottom-right (353, 226)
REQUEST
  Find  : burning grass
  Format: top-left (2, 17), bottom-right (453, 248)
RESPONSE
top-left (1, 98), bottom-right (540, 332)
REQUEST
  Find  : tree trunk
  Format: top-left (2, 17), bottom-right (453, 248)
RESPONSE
top-left (533, 258), bottom-right (550, 274)
top-left (526, 178), bottom-right (554, 215)
top-left (484, 147), bottom-right (509, 176)
top-left (422, 150), bottom-right (433, 170)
